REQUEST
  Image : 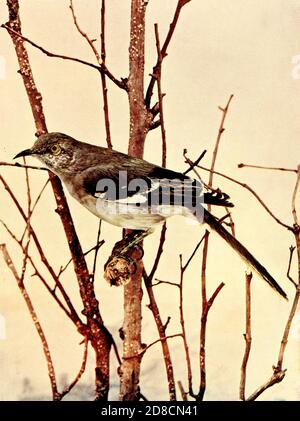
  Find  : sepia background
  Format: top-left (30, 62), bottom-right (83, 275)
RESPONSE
top-left (0, 0), bottom-right (299, 400)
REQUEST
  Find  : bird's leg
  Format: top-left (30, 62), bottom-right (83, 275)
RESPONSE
top-left (117, 229), bottom-right (152, 255)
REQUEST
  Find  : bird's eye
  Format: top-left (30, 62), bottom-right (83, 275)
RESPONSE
top-left (50, 144), bottom-right (61, 155)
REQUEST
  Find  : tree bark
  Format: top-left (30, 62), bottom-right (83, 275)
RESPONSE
top-left (119, 0), bottom-right (150, 401)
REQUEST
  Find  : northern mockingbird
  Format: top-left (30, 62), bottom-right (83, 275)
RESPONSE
top-left (14, 132), bottom-right (287, 299)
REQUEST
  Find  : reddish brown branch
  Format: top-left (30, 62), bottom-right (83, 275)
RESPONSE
top-left (208, 95), bottom-right (234, 186)
top-left (145, 0), bottom-right (191, 107)
top-left (143, 269), bottom-right (177, 401)
top-left (152, 279), bottom-right (180, 288)
top-left (0, 174), bottom-right (81, 327)
top-left (0, 219), bottom-right (74, 322)
top-left (287, 246), bottom-right (297, 287)
top-left (129, 333), bottom-right (182, 358)
top-left (1, 23), bottom-right (127, 91)
top-left (240, 272), bottom-right (252, 400)
top-left (154, 24), bottom-right (167, 167)
top-left (69, 0), bottom-right (113, 149)
top-left (246, 167), bottom-right (300, 400)
top-left (197, 96), bottom-right (233, 401)
top-left (59, 338), bottom-right (89, 399)
top-left (0, 162), bottom-right (48, 171)
top-left (238, 163), bottom-right (298, 173)
top-left (198, 165), bottom-right (292, 231)
top-left (292, 165), bottom-right (300, 228)
top-left (4, 1), bottom-right (112, 399)
top-left (100, 0), bottom-right (112, 149)
top-left (143, 222), bottom-right (177, 400)
top-left (0, 244), bottom-right (60, 400)
top-left (119, 0), bottom-right (148, 401)
top-left (147, 223), bottom-right (167, 283)
top-left (179, 255), bottom-right (194, 397)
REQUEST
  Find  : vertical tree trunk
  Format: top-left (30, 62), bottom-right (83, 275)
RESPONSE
top-left (119, 0), bottom-right (150, 401)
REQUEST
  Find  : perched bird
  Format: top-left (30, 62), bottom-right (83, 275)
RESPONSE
top-left (14, 132), bottom-right (287, 299)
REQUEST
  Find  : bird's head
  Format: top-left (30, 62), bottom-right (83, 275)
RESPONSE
top-left (14, 132), bottom-right (79, 176)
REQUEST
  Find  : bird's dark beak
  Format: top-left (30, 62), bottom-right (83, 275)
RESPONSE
top-left (13, 149), bottom-right (33, 160)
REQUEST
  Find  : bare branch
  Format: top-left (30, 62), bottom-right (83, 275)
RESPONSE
top-left (20, 179), bottom-right (50, 244)
top-left (131, 334), bottom-right (183, 357)
top-left (177, 380), bottom-right (188, 401)
top-left (197, 96), bottom-right (233, 401)
top-left (240, 272), bottom-right (252, 400)
top-left (197, 165), bottom-right (292, 231)
top-left (0, 218), bottom-right (79, 323)
top-left (145, 0), bottom-right (191, 107)
top-left (209, 95), bottom-right (234, 186)
top-left (238, 163), bottom-right (298, 174)
top-left (287, 246), bottom-right (297, 287)
top-left (0, 244), bottom-right (60, 400)
top-left (69, 0), bottom-right (113, 149)
top-left (144, 269), bottom-right (177, 400)
top-left (247, 169), bottom-right (300, 401)
top-left (246, 369), bottom-right (286, 401)
top-left (1, 23), bottom-right (127, 91)
top-left (292, 165), bottom-right (300, 228)
top-left (154, 24), bottom-right (167, 167)
top-left (183, 149), bottom-right (207, 176)
top-left (0, 174), bottom-right (82, 326)
top-left (100, 0), bottom-right (112, 149)
top-left (147, 223), bottom-right (167, 283)
top-left (59, 338), bottom-right (89, 399)
top-left (182, 233), bottom-right (206, 272)
top-left (0, 162), bottom-right (48, 171)
top-left (179, 255), bottom-right (194, 398)
top-left (152, 279), bottom-right (180, 288)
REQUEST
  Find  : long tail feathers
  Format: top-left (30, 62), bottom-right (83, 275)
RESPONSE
top-left (203, 209), bottom-right (288, 300)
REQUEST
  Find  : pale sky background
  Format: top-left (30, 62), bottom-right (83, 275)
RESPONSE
top-left (0, 0), bottom-right (299, 401)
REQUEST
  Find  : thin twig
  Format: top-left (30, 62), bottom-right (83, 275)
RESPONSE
top-left (246, 167), bottom-right (300, 400)
top-left (182, 233), bottom-right (206, 272)
top-left (69, 0), bottom-right (113, 149)
top-left (132, 334), bottom-right (183, 358)
top-left (1, 23), bottom-right (127, 90)
top-left (0, 244), bottom-right (60, 400)
top-left (183, 149), bottom-right (207, 176)
top-left (145, 0), bottom-right (191, 107)
top-left (240, 272), bottom-right (252, 400)
top-left (147, 223), bottom-right (167, 283)
top-left (91, 221), bottom-right (102, 283)
top-left (197, 165), bottom-right (292, 231)
top-left (209, 95), bottom-right (234, 186)
top-left (152, 279), bottom-right (180, 288)
top-left (238, 163), bottom-right (298, 173)
top-left (59, 338), bottom-right (89, 399)
top-left (179, 255), bottom-right (194, 397)
top-left (0, 174), bottom-right (82, 326)
top-left (177, 380), bottom-right (188, 401)
top-left (100, 0), bottom-right (112, 149)
top-left (154, 24), bottom-right (167, 167)
top-left (197, 96), bottom-right (233, 401)
top-left (292, 165), bottom-right (300, 228)
top-left (20, 179), bottom-right (50, 244)
top-left (0, 219), bottom-right (76, 322)
top-left (0, 162), bottom-right (48, 170)
top-left (143, 269), bottom-right (177, 400)
top-left (286, 246), bottom-right (297, 287)
top-left (58, 239), bottom-right (105, 278)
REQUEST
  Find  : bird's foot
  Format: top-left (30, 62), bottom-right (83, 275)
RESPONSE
top-left (104, 231), bottom-right (145, 286)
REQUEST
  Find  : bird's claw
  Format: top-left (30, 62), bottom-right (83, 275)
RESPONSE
top-left (103, 236), bottom-right (144, 286)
